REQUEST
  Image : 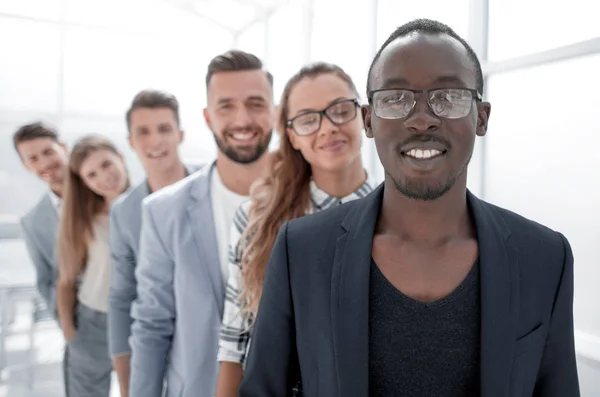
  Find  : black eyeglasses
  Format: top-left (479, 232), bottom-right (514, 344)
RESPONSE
top-left (286, 98), bottom-right (360, 136)
top-left (367, 88), bottom-right (482, 120)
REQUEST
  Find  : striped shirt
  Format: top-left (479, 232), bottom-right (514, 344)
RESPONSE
top-left (217, 177), bottom-right (375, 365)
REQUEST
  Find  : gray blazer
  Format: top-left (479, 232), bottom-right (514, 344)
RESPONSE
top-left (19, 193), bottom-right (59, 319)
top-left (108, 164), bottom-right (203, 358)
top-left (130, 163), bottom-right (224, 397)
top-left (107, 182), bottom-right (149, 357)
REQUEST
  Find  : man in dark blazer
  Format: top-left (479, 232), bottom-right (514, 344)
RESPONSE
top-left (239, 18), bottom-right (580, 397)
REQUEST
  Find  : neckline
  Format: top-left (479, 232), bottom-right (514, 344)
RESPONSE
top-left (371, 258), bottom-right (480, 309)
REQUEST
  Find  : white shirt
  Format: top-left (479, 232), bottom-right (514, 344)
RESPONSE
top-left (210, 169), bottom-right (248, 284)
top-left (48, 190), bottom-right (61, 213)
top-left (78, 215), bottom-right (111, 313)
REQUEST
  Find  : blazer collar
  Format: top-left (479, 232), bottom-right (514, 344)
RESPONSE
top-left (186, 161), bottom-right (224, 312)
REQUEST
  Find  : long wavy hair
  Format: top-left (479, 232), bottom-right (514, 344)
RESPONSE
top-left (57, 135), bottom-right (129, 285)
top-left (240, 62), bottom-right (359, 319)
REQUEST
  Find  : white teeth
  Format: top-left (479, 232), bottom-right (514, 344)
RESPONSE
top-left (232, 132), bottom-right (255, 141)
top-left (407, 149), bottom-right (442, 159)
top-left (148, 151), bottom-right (166, 158)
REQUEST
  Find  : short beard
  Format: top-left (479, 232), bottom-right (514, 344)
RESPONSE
top-left (389, 152), bottom-right (471, 201)
top-left (213, 128), bottom-right (272, 164)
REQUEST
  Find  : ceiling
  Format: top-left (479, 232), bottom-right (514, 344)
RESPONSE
top-left (163, 0), bottom-right (290, 34)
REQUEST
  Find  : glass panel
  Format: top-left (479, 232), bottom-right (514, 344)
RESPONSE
top-left (64, 0), bottom-right (208, 33)
top-left (311, 0), bottom-right (372, 98)
top-left (376, 0), bottom-right (470, 50)
top-left (236, 21), bottom-right (266, 61)
top-left (0, 0), bottom-right (62, 20)
top-left (486, 55), bottom-right (600, 334)
top-left (265, 2), bottom-right (304, 100)
top-left (0, 239), bottom-right (36, 285)
top-left (488, 0), bottom-right (600, 60)
top-left (0, 17), bottom-right (60, 112)
top-left (62, 24), bottom-right (231, 116)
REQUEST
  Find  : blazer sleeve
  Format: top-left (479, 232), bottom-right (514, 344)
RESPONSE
top-left (533, 232), bottom-right (580, 396)
top-left (20, 219), bottom-right (57, 318)
top-left (129, 203), bottom-right (174, 397)
top-left (108, 205), bottom-right (137, 357)
top-left (239, 222), bottom-right (300, 397)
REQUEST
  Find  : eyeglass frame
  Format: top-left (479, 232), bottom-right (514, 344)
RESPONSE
top-left (286, 98), bottom-right (360, 136)
top-left (366, 87), bottom-right (483, 119)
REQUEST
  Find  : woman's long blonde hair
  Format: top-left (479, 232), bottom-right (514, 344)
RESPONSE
top-left (57, 135), bottom-right (128, 285)
top-left (240, 62), bottom-right (359, 318)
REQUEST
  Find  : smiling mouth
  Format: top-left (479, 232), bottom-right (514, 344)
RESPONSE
top-left (230, 131), bottom-right (258, 143)
top-left (148, 151), bottom-right (168, 159)
top-left (402, 148), bottom-right (447, 160)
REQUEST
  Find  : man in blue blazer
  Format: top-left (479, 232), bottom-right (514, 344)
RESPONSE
top-left (240, 19), bottom-right (580, 397)
top-left (129, 50), bottom-right (275, 397)
top-left (108, 89), bottom-right (202, 397)
top-left (14, 122), bottom-right (69, 320)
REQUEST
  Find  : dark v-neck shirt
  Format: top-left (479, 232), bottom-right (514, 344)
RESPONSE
top-left (368, 258), bottom-right (481, 397)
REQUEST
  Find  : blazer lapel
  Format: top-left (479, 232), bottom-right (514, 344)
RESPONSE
top-left (468, 192), bottom-right (519, 397)
top-left (38, 194), bottom-right (59, 267)
top-left (331, 184), bottom-right (383, 397)
top-left (186, 164), bottom-right (224, 313)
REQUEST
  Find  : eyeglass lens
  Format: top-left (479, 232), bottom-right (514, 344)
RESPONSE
top-left (372, 88), bottom-right (475, 119)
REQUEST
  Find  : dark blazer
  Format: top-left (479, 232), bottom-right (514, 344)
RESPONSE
top-left (239, 184), bottom-right (580, 397)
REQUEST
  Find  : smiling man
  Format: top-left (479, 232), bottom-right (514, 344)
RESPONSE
top-left (239, 19), bottom-right (580, 397)
top-left (14, 122), bottom-right (69, 320)
top-left (129, 50), bottom-right (274, 397)
top-left (108, 89), bottom-right (201, 397)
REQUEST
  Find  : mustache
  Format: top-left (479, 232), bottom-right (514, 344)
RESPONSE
top-left (224, 125), bottom-right (262, 135)
top-left (398, 134), bottom-right (452, 150)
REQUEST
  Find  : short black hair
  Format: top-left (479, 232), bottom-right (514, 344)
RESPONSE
top-left (126, 89), bottom-right (180, 131)
top-left (367, 18), bottom-right (484, 95)
top-left (205, 49), bottom-right (273, 89)
top-left (13, 122), bottom-right (60, 152)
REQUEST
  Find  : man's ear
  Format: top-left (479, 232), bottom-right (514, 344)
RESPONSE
top-left (476, 102), bottom-right (491, 137)
top-left (203, 108), bottom-right (211, 130)
top-left (362, 105), bottom-right (374, 138)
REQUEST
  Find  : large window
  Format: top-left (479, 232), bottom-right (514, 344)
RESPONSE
top-left (486, 55), bottom-right (600, 333)
top-left (0, 0), bottom-right (232, 218)
top-left (488, 0), bottom-right (600, 61)
top-left (376, 0), bottom-right (470, 47)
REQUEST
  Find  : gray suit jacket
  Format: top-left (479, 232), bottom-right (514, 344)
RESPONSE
top-left (108, 164), bottom-right (203, 358)
top-left (108, 182), bottom-right (149, 357)
top-left (19, 193), bottom-right (59, 319)
top-left (130, 163), bottom-right (224, 397)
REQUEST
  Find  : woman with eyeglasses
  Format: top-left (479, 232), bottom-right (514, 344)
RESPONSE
top-left (57, 135), bottom-right (130, 396)
top-left (215, 62), bottom-right (374, 397)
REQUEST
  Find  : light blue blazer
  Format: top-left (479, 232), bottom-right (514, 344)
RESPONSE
top-left (107, 181), bottom-right (149, 357)
top-left (108, 164), bottom-right (203, 358)
top-left (129, 163), bottom-right (224, 397)
top-left (20, 193), bottom-right (59, 319)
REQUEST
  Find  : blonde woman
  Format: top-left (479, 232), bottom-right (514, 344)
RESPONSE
top-left (57, 135), bottom-right (129, 397)
top-left (216, 62), bottom-right (375, 397)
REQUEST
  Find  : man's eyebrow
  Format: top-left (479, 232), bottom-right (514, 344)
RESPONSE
top-left (379, 77), bottom-right (410, 88)
top-left (432, 75), bottom-right (469, 87)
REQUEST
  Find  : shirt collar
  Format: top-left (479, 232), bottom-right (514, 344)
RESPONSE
top-left (48, 189), bottom-right (61, 212)
top-left (309, 170), bottom-right (375, 212)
